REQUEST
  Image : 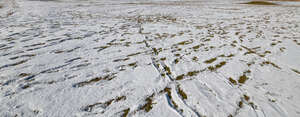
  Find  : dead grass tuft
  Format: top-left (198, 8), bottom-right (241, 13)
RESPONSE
top-left (238, 75), bottom-right (248, 84)
top-left (176, 74), bottom-right (185, 80)
top-left (270, 0), bottom-right (300, 1)
top-left (242, 1), bottom-right (278, 5)
top-left (140, 94), bottom-right (155, 112)
top-left (291, 68), bottom-right (300, 74)
top-left (204, 57), bottom-right (217, 64)
top-left (29, 0), bottom-right (59, 1)
top-left (177, 86), bottom-right (188, 99)
top-left (122, 108), bottom-right (130, 117)
top-left (229, 77), bottom-right (237, 85)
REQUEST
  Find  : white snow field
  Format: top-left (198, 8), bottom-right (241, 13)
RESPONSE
top-left (1, 0), bottom-right (300, 116)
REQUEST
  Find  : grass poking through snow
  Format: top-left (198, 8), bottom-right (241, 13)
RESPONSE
top-left (242, 1), bottom-right (278, 5)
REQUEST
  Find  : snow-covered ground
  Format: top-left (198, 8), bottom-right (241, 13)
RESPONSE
top-left (1, 0), bottom-right (300, 116)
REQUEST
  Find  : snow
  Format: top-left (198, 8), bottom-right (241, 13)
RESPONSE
top-left (1, 0), bottom-right (300, 117)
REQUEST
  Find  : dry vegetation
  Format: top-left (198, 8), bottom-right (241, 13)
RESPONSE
top-left (242, 1), bottom-right (279, 5)
top-left (1, 0), bottom-right (300, 116)
top-left (29, 0), bottom-right (59, 1)
top-left (123, 1), bottom-right (200, 6)
top-left (270, 0), bottom-right (300, 1)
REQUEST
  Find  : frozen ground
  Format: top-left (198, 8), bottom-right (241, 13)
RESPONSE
top-left (1, 0), bottom-right (300, 116)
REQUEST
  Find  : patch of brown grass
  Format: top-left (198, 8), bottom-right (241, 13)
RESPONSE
top-left (123, 1), bottom-right (202, 6)
top-left (270, 0), bottom-right (300, 1)
top-left (177, 85), bottom-right (188, 100)
top-left (164, 65), bottom-right (172, 75)
top-left (229, 77), bottom-right (237, 85)
top-left (291, 68), bottom-right (300, 74)
top-left (122, 108), bottom-right (130, 117)
top-left (163, 87), bottom-right (180, 111)
top-left (207, 61), bottom-right (227, 71)
top-left (204, 57), bottom-right (217, 64)
top-left (261, 61), bottom-right (281, 69)
top-left (242, 1), bottom-right (278, 5)
top-left (176, 74), bottom-right (185, 80)
top-left (73, 73), bottom-right (116, 87)
top-left (238, 75), bottom-right (248, 84)
top-left (140, 94), bottom-right (155, 112)
top-left (29, 0), bottom-right (59, 1)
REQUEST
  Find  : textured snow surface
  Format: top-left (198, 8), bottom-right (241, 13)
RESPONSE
top-left (1, 0), bottom-right (300, 117)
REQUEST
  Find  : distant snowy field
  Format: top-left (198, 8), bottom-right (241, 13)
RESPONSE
top-left (1, 0), bottom-right (300, 117)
